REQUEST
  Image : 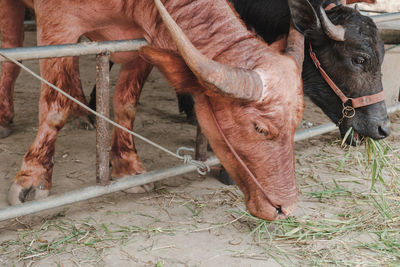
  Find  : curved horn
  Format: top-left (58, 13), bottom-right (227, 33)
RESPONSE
top-left (319, 5), bottom-right (346, 41)
top-left (154, 0), bottom-right (265, 101)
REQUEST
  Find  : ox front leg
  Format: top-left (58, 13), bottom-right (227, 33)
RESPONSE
top-left (111, 59), bottom-right (154, 193)
top-left (0, 0), bottom-right (25, 138)
top-left (8, 57), bottom-right (81, 205)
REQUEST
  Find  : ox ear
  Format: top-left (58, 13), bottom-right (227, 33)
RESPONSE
top-left (290, 0), bottom-right (346, 42)
top-left (288, 0), bottom-right (320, 35)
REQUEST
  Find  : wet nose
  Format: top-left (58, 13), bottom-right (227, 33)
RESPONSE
top-left (377, 119), bottom-right (391, 139)
top-left (275, 203), bottom-right (297, 220)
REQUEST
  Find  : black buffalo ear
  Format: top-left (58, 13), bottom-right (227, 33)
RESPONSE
top-left (288, 0), bottom-right (320, 34)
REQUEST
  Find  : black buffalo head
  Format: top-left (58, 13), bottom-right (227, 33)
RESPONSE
top-left (292, 0), bottom-right (390, 143)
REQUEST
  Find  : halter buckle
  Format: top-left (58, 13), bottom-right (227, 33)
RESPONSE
top-left (337, 101), bottom-right (356, 126)
top-left (342, 101), bottom-right (355, 119)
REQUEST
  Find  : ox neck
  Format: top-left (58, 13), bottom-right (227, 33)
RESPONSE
top-left (212, 33), bottom-right (257, 59)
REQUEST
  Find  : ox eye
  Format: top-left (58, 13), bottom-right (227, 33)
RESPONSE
top-left (253, 123), bottom-right (269, 137)
top-left (352, 56), bottom-right (366, 65)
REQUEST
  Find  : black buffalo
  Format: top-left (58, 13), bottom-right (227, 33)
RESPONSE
top-left (230, 0), bottom-right (390, 143)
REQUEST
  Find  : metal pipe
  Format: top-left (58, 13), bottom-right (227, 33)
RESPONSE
top-left (371, 12), bottom-right (400, 23)
top-left (23, 20), bottom-right (36, 31)
top-left (96, 52), bottom-right (111, 185)
top-left (23, 20), bottom-right (35, 26)
top-left (294, 122), bottom-right (337, 142)
top-left (0, 157), bottom-right (220, 221)
top-left (294, 103), bottom-right (400, 142)
top-left (387, 102), bottom-right (400, 114)
top-left (0, 39), bottom-right (148, 62)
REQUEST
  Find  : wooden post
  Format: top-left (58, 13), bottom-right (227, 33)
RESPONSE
top-left (96, 52), bottom-right (111, 185)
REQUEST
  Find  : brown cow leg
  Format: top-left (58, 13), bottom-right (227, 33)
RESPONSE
top-left (111, 58), bottom-right (154, 193)
top-left (0, 0), bottom-right (25, 138)
top-left (8, 56), bottom-right (83, 205)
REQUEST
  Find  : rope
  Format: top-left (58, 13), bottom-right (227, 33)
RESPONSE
top-left (0, 52), bottom-right (210, 175)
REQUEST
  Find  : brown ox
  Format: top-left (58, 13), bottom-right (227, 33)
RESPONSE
top-left (0, 0), bottom-right (25, 137)
top-left (5, 0), bottom-right (308, 221)
top-left (0, 0), bottom-right (376, 138)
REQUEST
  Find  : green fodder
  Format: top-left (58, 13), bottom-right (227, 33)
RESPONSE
top-left (0, 215), bottom-right (180, 265)
top-left (230, 129), bottom-right (400, 266)
top-left (364, 137), bottom-right (400, 219)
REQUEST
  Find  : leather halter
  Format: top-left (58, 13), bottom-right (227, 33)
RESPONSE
top-left (309, 44), bottom-right (385, 109)
top-left (205, 33), bottom-right (280, 211)
top-left (309, 2), bottom-right (385, 122)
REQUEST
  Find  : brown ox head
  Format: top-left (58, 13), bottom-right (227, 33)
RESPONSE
top-left (140, 0), bottom-right (307, 220)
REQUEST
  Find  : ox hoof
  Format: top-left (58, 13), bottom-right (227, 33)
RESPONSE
top-left (8, 182), bottom-right (50, 205)
top-left (216, 168), bottom-right (236, 185)
top-left (124, 182), bottom-right (155, 194)
top-left (0, 124), bottom-right (12, 138)
top-left (186, 114), bottom-right (197, 125)
top-left (72, 116), bottom-right (95, 130)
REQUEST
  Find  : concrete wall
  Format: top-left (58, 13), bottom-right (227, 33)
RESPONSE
top-left (355, 1), bottom-right (400, 107)
top-left (382, 45), bottom-right (400, 107)
top-left (357, 0), bottom-right (400, 13)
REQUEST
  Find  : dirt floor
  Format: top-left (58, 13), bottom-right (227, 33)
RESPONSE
top-left (0, 32), bottom-right (399, 266)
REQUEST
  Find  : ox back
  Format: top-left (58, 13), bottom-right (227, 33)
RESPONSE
top-left (230, 0), bottom-right (292, 44)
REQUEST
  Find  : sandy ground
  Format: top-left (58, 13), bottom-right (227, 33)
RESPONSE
top-left (0, 32), bottom-right (399, 266)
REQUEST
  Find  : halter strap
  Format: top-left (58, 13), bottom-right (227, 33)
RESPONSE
top-left (206, 96), bottom-right (279, 209)
top-left (206, 33), bottom-right (279, 210)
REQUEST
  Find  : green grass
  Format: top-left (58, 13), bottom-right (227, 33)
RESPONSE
top-left (1, 127), bottom-right (399, 266)
top-left (0, 215), bottom-right (181, 264)
top-left (228, 128), bottom-right (400, 266)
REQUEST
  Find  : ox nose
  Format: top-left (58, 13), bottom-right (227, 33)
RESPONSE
top-left (275, 203), bottom-right (296, 220)
top-left (377, 119), bottom-right (391, 139)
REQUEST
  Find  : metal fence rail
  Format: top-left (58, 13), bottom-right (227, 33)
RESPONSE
top-left (1, 101), bottom-right (399, 221)
top-left (0, 39), bottom-right (399, 222)
top-left (371, 12), bottom-right (400, 23)
top-left (0, 39), bottom-right (148, 62)
top-left (294, 104), bottom-right (400, 142)
top-left (0, 157), bottom-right (220, 221)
